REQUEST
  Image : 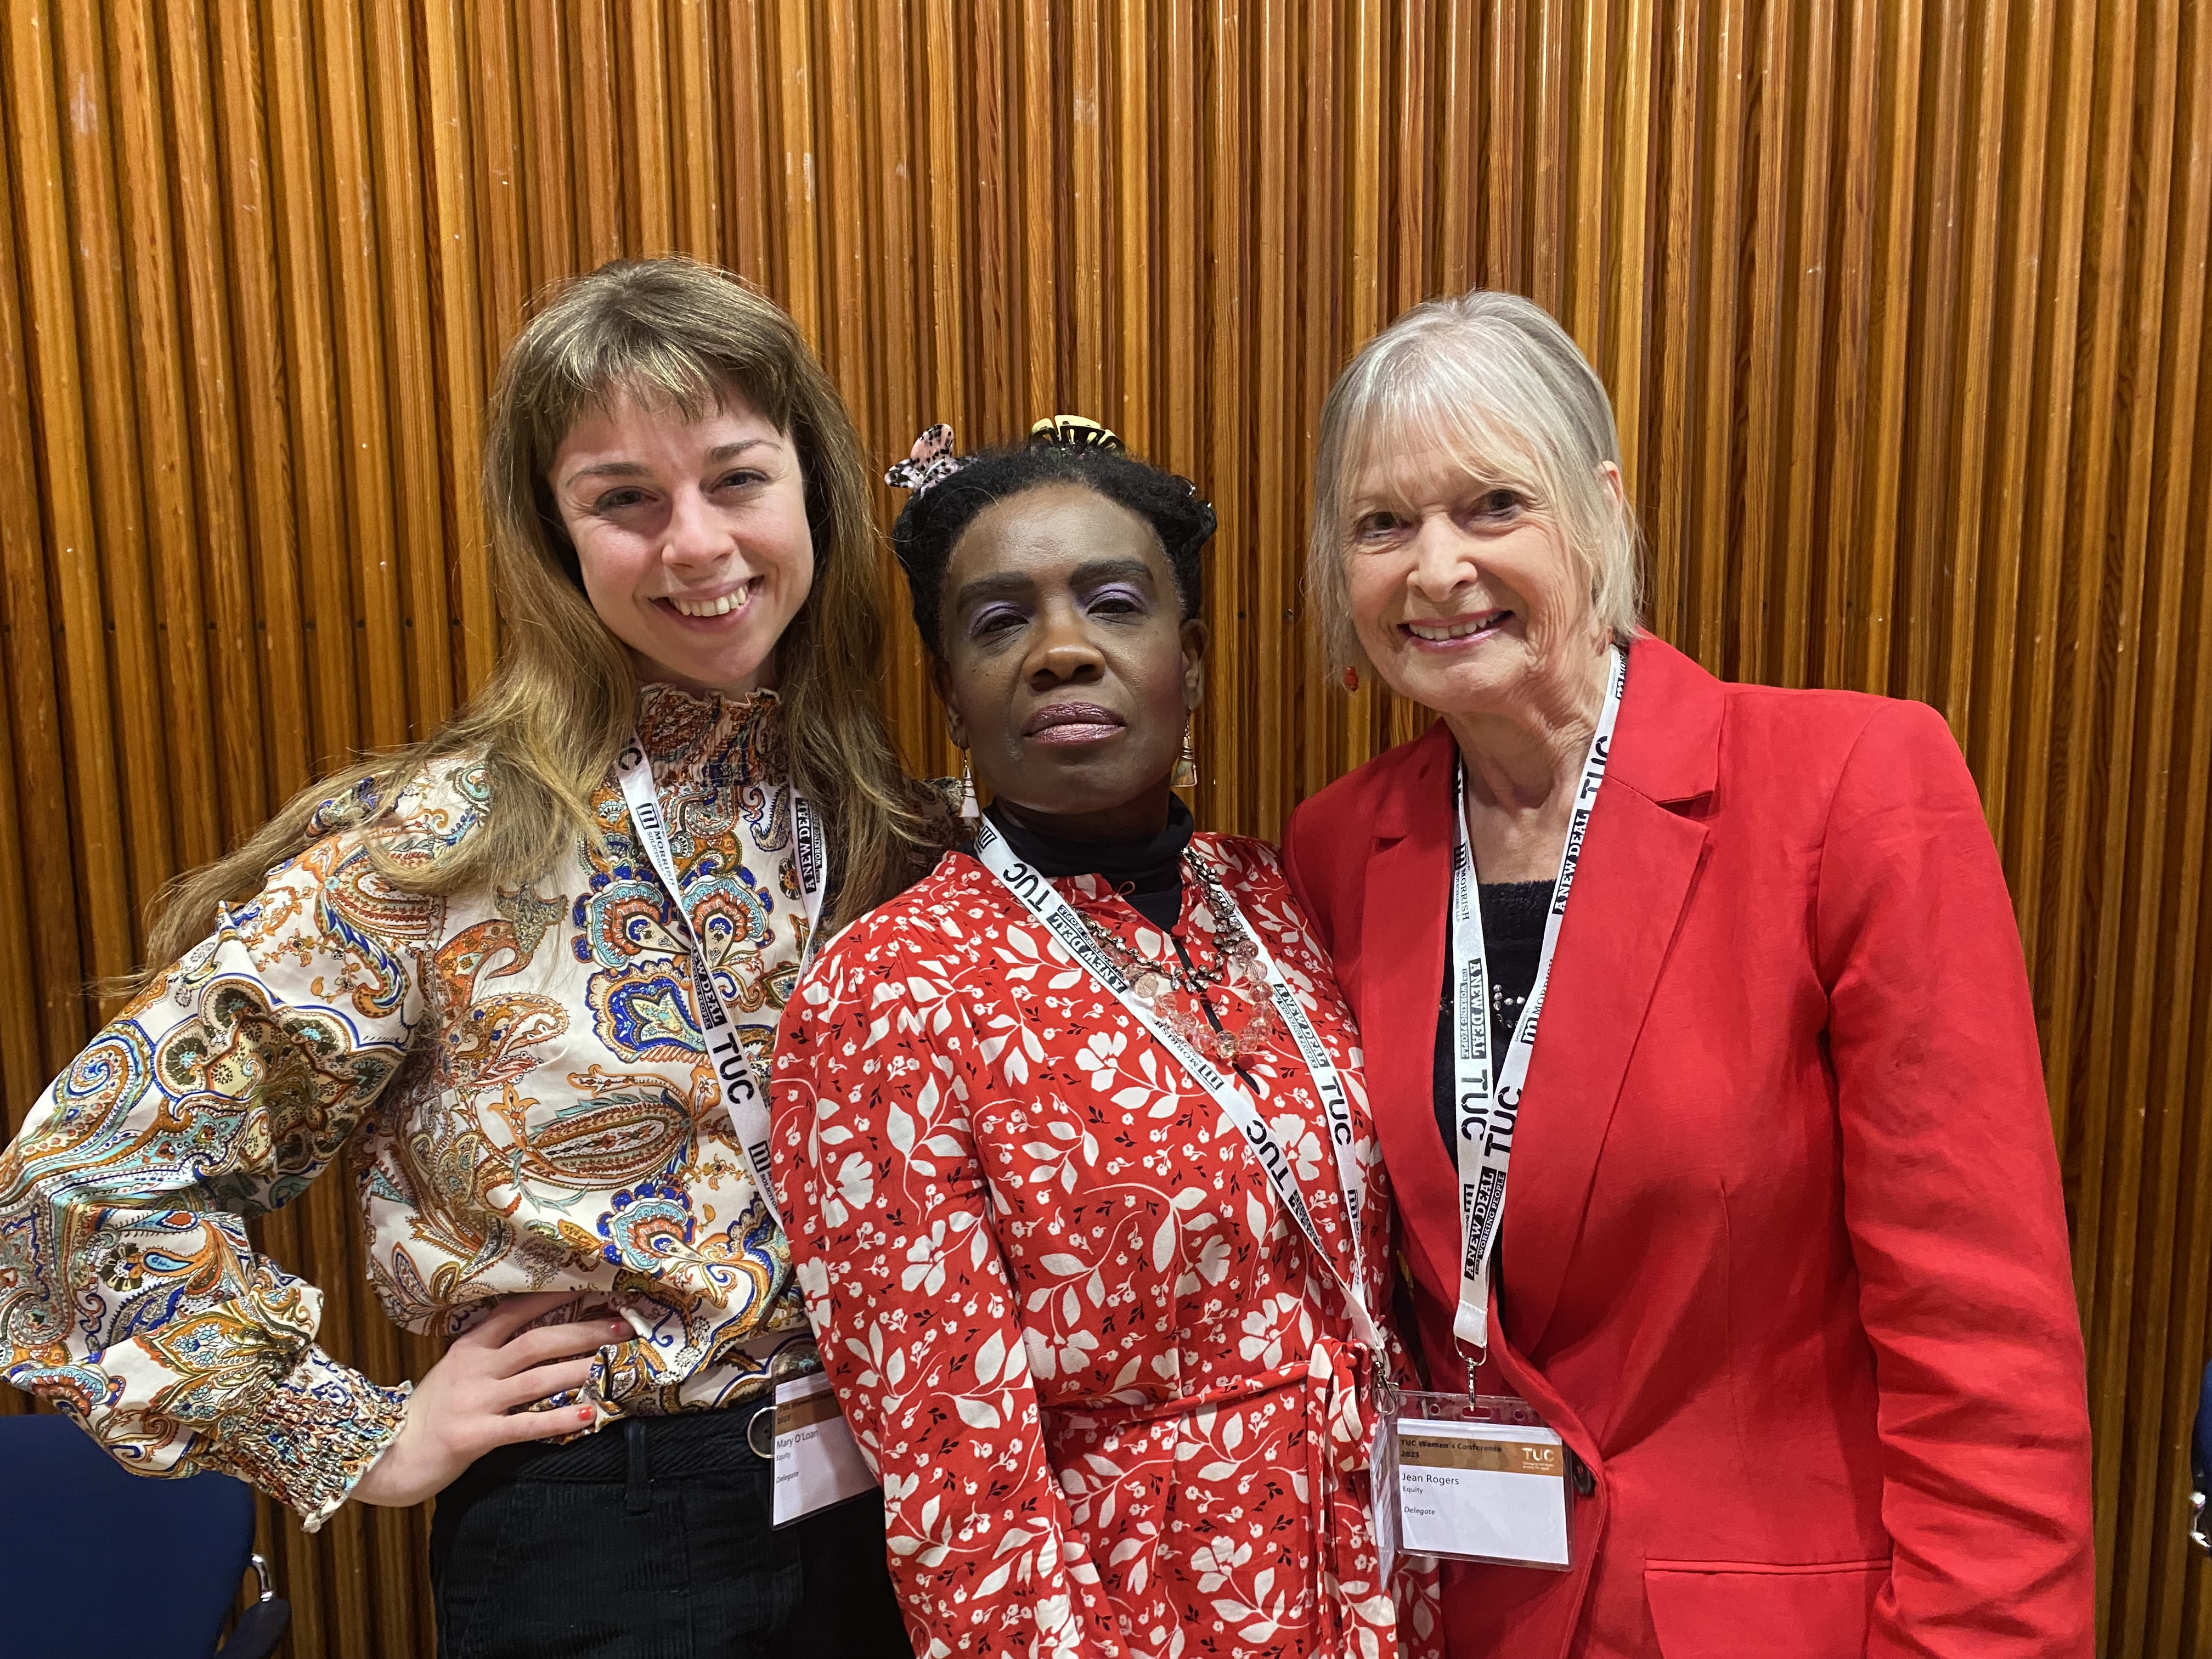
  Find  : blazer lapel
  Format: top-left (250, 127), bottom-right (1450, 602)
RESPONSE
top-left (1357, 726), bottom-right (1464, 1306)
top-left (1499, 634), bottom-right (1722, 1356)
top-left (1500, 790), bottom-right (1708, 1355)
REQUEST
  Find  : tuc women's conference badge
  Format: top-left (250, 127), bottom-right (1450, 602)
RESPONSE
top-left (1380, 1396), bottom-right (1575, 1570)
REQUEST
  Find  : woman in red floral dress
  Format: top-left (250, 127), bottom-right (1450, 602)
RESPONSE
top-left (770, 419), bottom-right (1437, 1659)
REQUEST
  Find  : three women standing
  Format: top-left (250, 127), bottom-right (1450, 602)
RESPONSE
top-left (2, 247), bottom-right (2094, 1659)
top-left (0, 258), bottom-right (925, 1657)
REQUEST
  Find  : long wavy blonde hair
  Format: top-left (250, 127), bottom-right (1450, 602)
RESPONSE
top-left (143, 257), bottom-right (938, 971)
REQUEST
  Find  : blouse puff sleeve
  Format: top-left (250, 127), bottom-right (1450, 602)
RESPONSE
top-left (0, 785), bottom-right (448, 1531)
top-left (772, 926), bottom-right (1125, 1659)
top-left (1815, 700), bottom-right (2095, 1654)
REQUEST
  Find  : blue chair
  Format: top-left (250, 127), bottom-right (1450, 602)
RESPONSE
top-left (0, 1412), bottom-right (290, 1657)
top-left (2192, 1357), bottom-right (2209, 1558)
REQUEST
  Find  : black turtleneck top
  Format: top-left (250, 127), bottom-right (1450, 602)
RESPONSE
top-left (981, 795), bottom-right (1194, 929)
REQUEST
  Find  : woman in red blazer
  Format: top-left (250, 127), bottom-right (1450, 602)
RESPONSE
top-left (1282, 291), bottom-right (2094, 1658)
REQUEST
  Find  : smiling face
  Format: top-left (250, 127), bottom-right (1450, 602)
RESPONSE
top-left (1341, 428), bottom-right (1611, 723)
top-left (934, 483), bottom-right (1205, 838)
top-left (548, 386), bottom-right (815, 697)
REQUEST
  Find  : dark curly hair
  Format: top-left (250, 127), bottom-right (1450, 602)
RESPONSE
top-left (890, 438), bottom-right (1217, 656)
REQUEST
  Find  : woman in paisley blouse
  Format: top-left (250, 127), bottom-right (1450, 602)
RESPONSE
top-left (771, 419), bottom-right (1437, 1659)
top-left (0, 258), bottom-right (936, 1656)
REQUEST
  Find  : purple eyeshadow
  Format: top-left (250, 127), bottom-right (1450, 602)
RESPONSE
top-left (966, 602), bottom-right (1025, 638)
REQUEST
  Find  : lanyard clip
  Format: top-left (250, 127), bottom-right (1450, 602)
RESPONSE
top-left (1464, 1349), bottom-right (1487, 1403)
top-left (1368, 1346), bottom-right (1395, 1417)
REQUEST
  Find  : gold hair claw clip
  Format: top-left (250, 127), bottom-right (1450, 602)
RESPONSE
top-left (1028, 414), bottom-right (1124, 452)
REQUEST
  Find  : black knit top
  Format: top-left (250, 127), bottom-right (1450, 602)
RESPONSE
top-left (982, 795), bottom-right (1194, 931)
top-left (1431, 879), bottom-right (1558, 1156)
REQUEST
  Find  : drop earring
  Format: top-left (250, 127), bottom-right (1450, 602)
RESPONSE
top-left (1173, 721), bottom-right (1197, 789)
top-left (958, 750), bottom-right (980, 824)
top-left (1342, 665), bottom-right (1359, 691)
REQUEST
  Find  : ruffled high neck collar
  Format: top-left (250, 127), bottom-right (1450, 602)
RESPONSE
top-left (634, 681), bottom-right (785, 776)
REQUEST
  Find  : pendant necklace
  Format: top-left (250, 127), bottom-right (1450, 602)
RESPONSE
top-left (1079, 854), bottom-right (1278, 1063)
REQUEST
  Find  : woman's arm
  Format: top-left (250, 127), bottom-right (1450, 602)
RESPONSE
top-left (1815, 699), bottom-right (2095, 1656)
top-left (772, 933), bottom-right (1126, 1659)
top-left (0, 828), bottom-right (422, 1527)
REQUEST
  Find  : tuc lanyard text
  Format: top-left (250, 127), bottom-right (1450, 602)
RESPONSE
top-left (617, 736), bottom-right (826, 1233)
top-left (1451, 645), bottom-right (1627, 1361)
top-left (973, 819), bottom-right (1384, 1360)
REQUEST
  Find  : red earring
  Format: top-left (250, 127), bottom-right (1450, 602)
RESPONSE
top-left (1342, 666), bottom-right (1359, 691)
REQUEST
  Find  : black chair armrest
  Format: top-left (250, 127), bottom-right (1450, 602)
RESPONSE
top-left (215, 1598), bottom-right (291, 1659)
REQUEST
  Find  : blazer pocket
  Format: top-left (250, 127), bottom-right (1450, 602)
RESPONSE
top-left (1644, 1558), bottom-right (1889, 1659)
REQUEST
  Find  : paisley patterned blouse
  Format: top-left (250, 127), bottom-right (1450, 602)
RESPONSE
top-left (772, 835), bottom-right (1440, 1659)
top-left (0, 686), bottom-right (820, 1528)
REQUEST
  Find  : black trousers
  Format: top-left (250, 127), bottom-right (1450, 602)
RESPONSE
top-left (427, 1398), bottom-right (912, 1658)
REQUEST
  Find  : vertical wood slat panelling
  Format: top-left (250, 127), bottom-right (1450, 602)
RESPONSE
top-left (5, 2), bottom-right (133, 1014)
top-left (2139, 22), bottom-right (2211, 1654)
top-left (0, 20), bottom-right (81, 1103)
top-left (57, 2), bottom-right (177, 953)
top-left (0, 3), bottom-right (2205, 1652)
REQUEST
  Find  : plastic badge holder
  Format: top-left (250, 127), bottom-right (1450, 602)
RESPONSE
top-left (1378, 1390), bottom-right (1575, 1571)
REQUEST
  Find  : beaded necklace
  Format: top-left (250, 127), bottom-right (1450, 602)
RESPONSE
top-left (1077, 853), bottom-right (1281, 1064)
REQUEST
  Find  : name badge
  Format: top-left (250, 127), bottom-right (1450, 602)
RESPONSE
top-left (770, 1372), bottom-right (878, 1528)
top-left (1378, 1391), bottom-right (1575, 1570)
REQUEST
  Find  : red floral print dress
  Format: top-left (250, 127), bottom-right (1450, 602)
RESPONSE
top-left (772, 833), bottom-right (1440, 1659)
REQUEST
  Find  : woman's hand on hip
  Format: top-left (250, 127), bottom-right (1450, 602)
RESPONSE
top-left (349, 1290), bottom-right (629, 1508)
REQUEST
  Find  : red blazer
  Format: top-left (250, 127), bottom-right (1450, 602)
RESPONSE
top-left (1283, 634), bottom-right (2093, 1659)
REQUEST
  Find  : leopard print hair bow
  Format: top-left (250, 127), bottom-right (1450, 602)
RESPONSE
top-left (884, 422), bottom-right (967, 495)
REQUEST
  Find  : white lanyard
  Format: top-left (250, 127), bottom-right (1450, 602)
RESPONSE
top-left (973, 817), bottom-right (1384, 1359)
top-left (1451, 646), bottom-right (1627, 1359)
top-left (616, 734), bottom-right (826, 1233)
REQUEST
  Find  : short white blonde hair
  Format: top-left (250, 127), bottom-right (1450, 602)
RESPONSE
top-left (1307, 289), bottom-right (1644, 676)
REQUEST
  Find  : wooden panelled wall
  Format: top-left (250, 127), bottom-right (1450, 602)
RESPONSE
top-left (0, 1), bottom-right (2205, 1653)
